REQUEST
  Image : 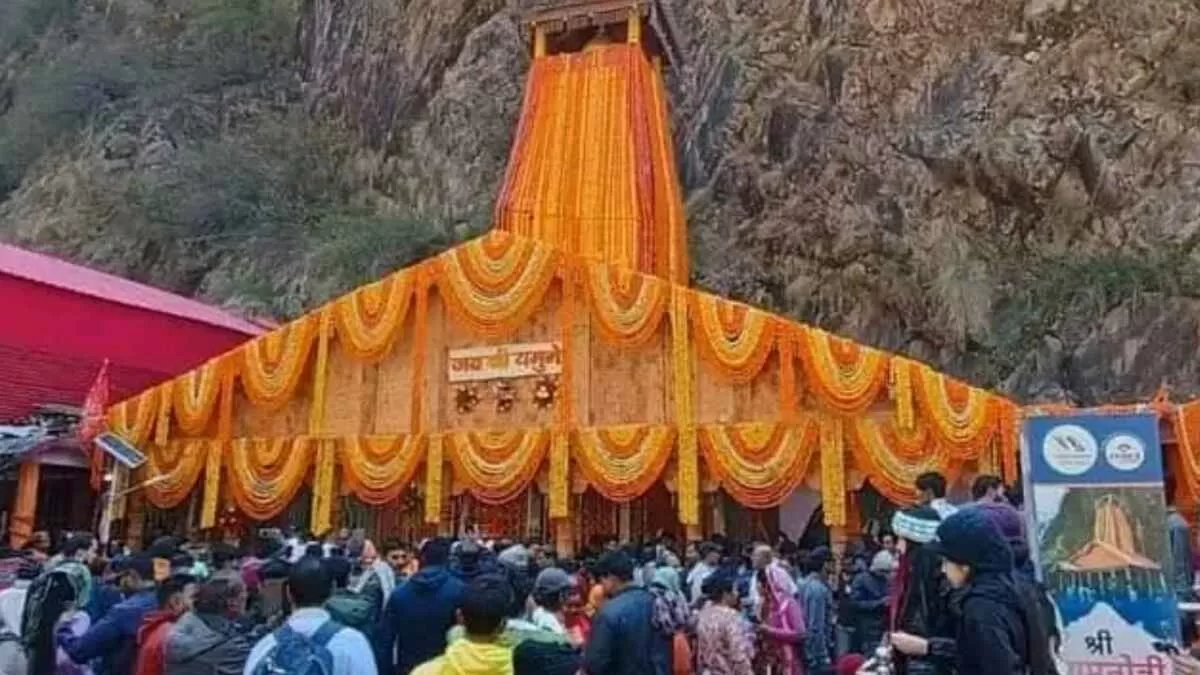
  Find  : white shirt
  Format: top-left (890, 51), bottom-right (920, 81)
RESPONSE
top-left (530, 607), bottom-right (566, 635)
top-left (243, 608), bottom-right (378, 675)
top-left (688, 562), bottom-right (715, 602)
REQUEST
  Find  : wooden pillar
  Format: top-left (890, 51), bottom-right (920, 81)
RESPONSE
top-left (619, 503), bottom-right (631, 542)
top-left (125, 492), bottom-right (146, 550)
top-left (710, 493), bottom-right (726, 537)
top-left (626, 9), bottom-right (641, 44)
top-left (533, 24), bottom-right (547, 57)
top-left (555, 519), bottom-right (574, 559)
top-left (9, 461), bottom-right (39, 549)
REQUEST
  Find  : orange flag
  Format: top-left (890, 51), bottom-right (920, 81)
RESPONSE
top-left (79, 360), bottom-right (110, 491)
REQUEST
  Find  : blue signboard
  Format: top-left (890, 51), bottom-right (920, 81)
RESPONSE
top-left (1024, 411), bottom-right (1179, 674)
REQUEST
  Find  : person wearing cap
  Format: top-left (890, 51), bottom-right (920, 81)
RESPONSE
top-left (58, 554), bottom-right (159, 675)
top-left (849, 551), bottom-right (893, 654)
top-left (512, 567), bottom-right (582, 675)
top-left (530, 568), bottom-right (572, 637)
top-left (891, 508), bottom-right (1053, 675)
top-left (887, 507), bottom-right (952, 675)
top-left (796, 546), bottom-right (835, 674)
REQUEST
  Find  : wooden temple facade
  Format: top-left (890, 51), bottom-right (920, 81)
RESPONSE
top-left (108, 1), bottom-right (1020, 553)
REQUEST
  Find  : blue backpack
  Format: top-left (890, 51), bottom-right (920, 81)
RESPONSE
top-left (252, 620), bottom-right (342, 675)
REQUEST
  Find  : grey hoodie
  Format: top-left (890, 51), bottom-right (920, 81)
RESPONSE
top-left (164, 612), bottom-right (253, 675)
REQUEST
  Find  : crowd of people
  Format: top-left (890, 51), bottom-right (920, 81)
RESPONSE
top-left (0, 470), bottom-right (1189, 675)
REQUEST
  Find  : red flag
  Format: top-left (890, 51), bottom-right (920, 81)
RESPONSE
top-left (79, 360), bottom-right (110, 491)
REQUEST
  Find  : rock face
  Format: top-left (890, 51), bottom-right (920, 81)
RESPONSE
top-left (4, 0), bottom-right (1200, 405)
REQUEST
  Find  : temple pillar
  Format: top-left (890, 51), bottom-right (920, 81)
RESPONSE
top-left (626, 9), bottom-right (641, 44)
top-left (554, 519), bottom-right (574, 559)
top-left (533, 25), bottom-right (547, 58)
top-left (618, 503), bottom-right (631, 542)
top-left (9, 461), bottom-right (39, 549)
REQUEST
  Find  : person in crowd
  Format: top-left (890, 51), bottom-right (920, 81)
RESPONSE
top-left (24, 532), bottom-right (51, 565)
top-left (649, 567), bottom-right (694, 675)
top-left (133, 573), bottom-right (196, 675)
top-left (209, 543), bottom-right (240, 583)
top-left (563, 575), bottom-right (592, 644)
top-left (915, 472), bottom-right (957, 519)
top-left (354, 539), bottom-right (396, 615)
top-left (796, 547), bottom-right (835, 674)
top-left (165, 577), bottom-right (254, 675)
top-left (529, 567), bottom-right (572, 637)
top-left (381, 537), bottom-right (466, 675)
top-left (89, 556), bottom-right (123, 622)
top-left (24, 564), bottom-right (90, 675)
top-left (0, 578), bottom-right (26, 675)
top-left (512, 569), bottom-right (581, 675)
top-left (752, 562), bottom-right (805, 675)
top-left (970, 475), bottom-right (1006, 504)
top-left (412, 575), bottom-right (513, 675)
top-left (1168, 490), bottom-right (1194, 600)
top-left (244, 555), bottom-right (377, 675)
top-left (53, 535), bottom-right (98, 620)
top-left (687, 542), bottom-right (721, 605)
top-left (849, 551), bottom-right (893, 654)
top-left (880, 532), bottom-right (897, 563)
top-left (888, 506), bottom-right (952, 675)
top-left (891, 508), bottom-right (1053, 675)
top-left (696, 570), bottom-right (753, 675)
top-left (582, 550), bottom-right (672, 675)
top-left (58, 554), bottom-right (158, 675)
top-left (453, 540), bottom-right (491, 584)
top-left (384, 540), bottom-right (414, 583)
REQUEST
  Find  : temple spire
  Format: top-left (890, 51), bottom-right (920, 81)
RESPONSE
top-left (494, 0), bottom-right (689, 283)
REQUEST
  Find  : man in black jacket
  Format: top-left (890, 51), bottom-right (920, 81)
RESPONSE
top-left (581, 550), bottom-right (671, 675)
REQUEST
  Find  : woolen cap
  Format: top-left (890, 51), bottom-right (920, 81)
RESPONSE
top-left (928, 507), bottom-right (1014, 573)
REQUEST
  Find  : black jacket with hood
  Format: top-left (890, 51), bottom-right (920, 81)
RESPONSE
top-left (164, 611), bottom-right (254, 675)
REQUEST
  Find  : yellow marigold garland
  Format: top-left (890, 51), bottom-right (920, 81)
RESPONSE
top-left (425, 433), bottom-right (444, 524)
top-left (154, 384), bottom-right (171, 447)
top-left (671, 287), bottom-right (700, 526)
top-left (446, 429), bottom-right (549, 505)
top-left (996, 401), bottom-right (1021, 482)
top-left (436, 232), bottom-right (559, 338)
top-left (575, 424), bottom-right (676, 502)
top-left (797, 326), bottom-right (889, 414)
top-left (819, 415), bottom-right (847, 527)
top-left (172, 360), bottom-right (221, 435)
top-left (549, 431), bottom-right (570, 518)
top-left (308, 306), bottom-right (332, 436)
top-left (311, 439), bottom-right (336, 536)
top-left (144, 439), bottom-right (208, 509)
top-left (698, 419), bottom-right (819, 509)
top-left (912, 364), bottom-right (995, 457)
top-left (848, 416), bottom-right (956, 505)
top-left (341, 435), bottom-right (426, 506)
top-left (691, 292), bottom-right (778, 384)
top-left (240, 315), bottom-right (319, 411)
top-left (410, 265), bottom-right (432, 433)
top-left (332, 270), bottom-right (413, 362)
top-left (778, 333), bottom-right (799, 422)
top-left (108, 388), bottom-right (159, 446)
top-left (227, 437), bottom-right (313, 521)
top-left (891, 357), bottom-right (916, 431)
top-left (585, 261), bottom-right (668, 346)
top-left (200, 440), bottom-right (222, 529)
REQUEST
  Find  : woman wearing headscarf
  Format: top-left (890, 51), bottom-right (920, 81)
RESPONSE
top-left (649, 567), bottom-right (695, 675)
top-left (23, 567), bottom-right (91, 675)
top-left (753, 563), bottom-right (806, 675)
top-left (887, 507), bottom-right (952, 675)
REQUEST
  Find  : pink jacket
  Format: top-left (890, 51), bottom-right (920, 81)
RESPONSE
top-left (760, 564), bottom-right (806, 675)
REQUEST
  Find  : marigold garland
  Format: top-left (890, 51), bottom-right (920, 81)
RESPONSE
top-left (172, 360), bottom-right (222, 435)
top-left (848, 416), bottom-right (956, 505)
top-left (144, 439), bottom-right (208, 509)
top-left (108, 388), bottom-right (159, 446)
top-left (341, 435), bottom-right (425, 505)
top-left (154, 385), bottom-right (171, 447)
top-left (437, 232), bottom-right (559, 338)
top-left (575, 424), bottom-right (675, 502)
top-left (797, 326), bottom-right (890, 414)
top-left (445, 429), bottom-right (549, 505)
top-left (691, 292), bottom-right (778, 384)
top-left (778, 334), bottom-right (799, 422)
top-left (698, 419), bottom-right (818, 509)
top-left (311, 440), bottom-right (336, 536)
top-left (240, 315), bottom-right (319, 411)
top-left (557, 260), bottom-right (577, 426)
top-left (200, 440), bottom-right (222, 529)
top-left (410, 265), bottom-right (432, 432)
top-left (549, 431), bottom-right (570, 518)
top-left (891, 357), bottom-right (916, 431)
top-left (995, 401), bottom-right (1020, 482)
top-left (308, 306), bottom-right (332, 435)
top-left (227, 437), bottom-right (313, 521)
top-left (332, 270), bottom-right (413, 361)
top-left (819, 415), bottom-right (847, 527)
top-left (585, 261), bottom-right (668, 346)
top-left (670, 287), bottom-right (700, 526)
top-left (425, 433), bottom-right (444, 524)
top-left (912, 363), bottom-right (995, 457)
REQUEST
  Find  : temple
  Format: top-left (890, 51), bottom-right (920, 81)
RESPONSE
top-left (107, 0), bottom-right (1019, 552)
top-left (1063, 495), bottom-right (1159, 572)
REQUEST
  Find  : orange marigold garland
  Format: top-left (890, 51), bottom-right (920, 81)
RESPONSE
top-left (585, 261), bottom-right (668, 346)
top-left (333, 270), bottom-right (413, 362)
top-left (670, 287), bottom-right (700, 526)
top-left (227, 437), bottom-right (313, 521)
top-left (691, 292), bottom-right (778, 384)
top-left (154, 384), bottom-right (171, 447)
top-left (575, 425), bottom-right (675, 502)
top-left (819, 415), bottom-right (847, 527)
top-left (172, 360), bottom-right (222, 435)
top-left (108, 388), bottom-right (159, 446)
top-left (848, 416), bottom-right (955, 505)
top-left (341, 435), bottom-right (425, 505)
top-left (995, 401), bottom-right (1021, 482)
top-left (698, 419), bottom-right (818, 509)
top-left (311, 439), bottom-right (337, 536)
top-left (425, 433), bottom-right (444, 524)
top-left (778, 332), bottom-right (799, 422)
top-left (240, 315), bottom-right (319, 411)
top-left (410, 264), bottom-right (432, 432)
top-left (890, 357), bottom-right (916, 431)
top-left (797, 326), bottom-right (889, 414)
top-left (549, 431), bottom-right (570, 518)
top-left (200, 440), bottom-right (223, 529)
top-left (144, 439), bottom-right (208, 509)
top-left (912, 364), bottom-right (995, 459)
top-left (446, 429), bottom-right (549, 505)
top-left (308, 306), bottom-right (332, 435)
top-left (437, 232), bottom-right (559, 338)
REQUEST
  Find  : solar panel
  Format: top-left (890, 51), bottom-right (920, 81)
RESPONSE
top-left (95, 432), bottom-right (146, 470)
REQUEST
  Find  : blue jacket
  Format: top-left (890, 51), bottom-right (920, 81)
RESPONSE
top-left (379, 565), bottom-right (466, 675)
top-left (581, 586), bottom-right (671, 675)
top-left (58, 589), bottom-right (156, 675)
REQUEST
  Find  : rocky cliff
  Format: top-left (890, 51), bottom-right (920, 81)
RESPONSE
top-left (3, 0), bottom-right (1200, 405)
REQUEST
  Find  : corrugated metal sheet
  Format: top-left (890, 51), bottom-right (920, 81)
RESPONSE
top-left (0, 343), bottom-right (166, 421)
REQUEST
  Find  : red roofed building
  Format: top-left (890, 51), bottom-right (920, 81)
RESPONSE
top-left (0, 243), bottom-right (264, 541)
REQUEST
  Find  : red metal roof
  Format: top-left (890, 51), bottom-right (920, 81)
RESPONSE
top-left (0, 343), bottom-right (165, 421)
top-left (0, 244), bottom-right (265, 334)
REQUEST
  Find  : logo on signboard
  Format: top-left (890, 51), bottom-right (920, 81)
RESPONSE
top-left (1042, 424), bottom-right (1099, 476)
top-left (1103, 433), bottom-right (1146, 472)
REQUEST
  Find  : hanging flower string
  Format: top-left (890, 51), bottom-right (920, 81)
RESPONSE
top-left (575, 424), bottom-right (676, 502)
top-left (698, 419), bottom-right (818, 509)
